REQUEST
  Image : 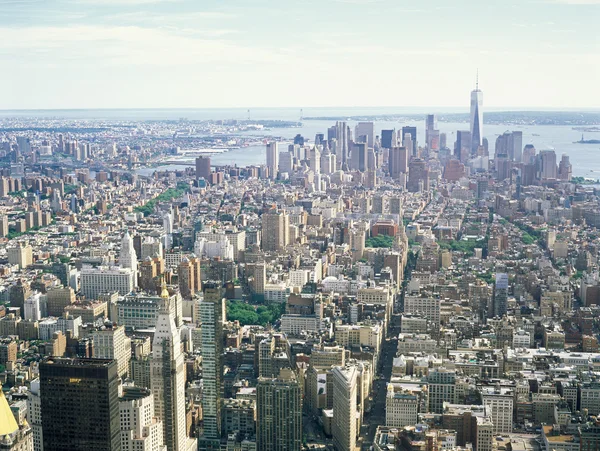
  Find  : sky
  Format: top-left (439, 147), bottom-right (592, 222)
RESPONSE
top-left (0, 0), bottom-right (599, 110)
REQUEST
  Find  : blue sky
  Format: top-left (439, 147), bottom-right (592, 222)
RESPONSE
top-left (1, 0), bottom-right (598, 109)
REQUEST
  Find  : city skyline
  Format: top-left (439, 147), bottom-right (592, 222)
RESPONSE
top-left (1, 0), bottom-right (598, 109)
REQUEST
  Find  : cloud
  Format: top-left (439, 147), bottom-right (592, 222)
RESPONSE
top-left (0, 25), bottom-right (283, 67)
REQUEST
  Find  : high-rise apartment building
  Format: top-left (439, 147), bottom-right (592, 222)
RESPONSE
top-left (266, 142), bottom-right (279, 179)
top-left (39, 358), bottom-right (121, 451)
top-left (178, 256), bottom-right (201, 299)
top-left (256, 368), bottom-right (302, 451)
top-left (332, 365), bottom-right (359, 451)
top-left (151, 283), bottom-right (196, 451)
top-left (199, 282), bottom-right (225, 449)
top-left (388, 146), bottom-right (408, 179)
top-left (261, 211), bottom-right (289, 252)
top-left (0, 215), bottom-right (8, 238)
top-left (8, 243), bottom-right (33, 270)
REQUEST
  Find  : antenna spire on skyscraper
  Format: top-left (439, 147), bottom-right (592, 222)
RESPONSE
top-left (476, 69), bottom-right (479, 90)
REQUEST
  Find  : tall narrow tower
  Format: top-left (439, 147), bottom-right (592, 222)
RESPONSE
top-left (151, 281), bottom-right (196, 451)
top-left (199, 282), bottom-right (226, 450)
top-left (470, 72), bottom-right (484, 156)
top-left (119, 230), bottom-right (138, 287)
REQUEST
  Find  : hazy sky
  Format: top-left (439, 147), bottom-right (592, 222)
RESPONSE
top-left (1, 0), bottom-right (599, 109)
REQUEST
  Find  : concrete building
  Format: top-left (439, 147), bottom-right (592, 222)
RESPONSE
top-left (80, 266), bottom-right (135, 300)
top-left (8, 243), bottom-right (33, 270)
top-left (256, 368), bottom-right (302, 451)
top-left (151, 283), bottom-right (196, 451)
top-left (91, 324), bottom-right (131, 379)
top-left (119, 386), bottom-right (167, 451)
top-left (385, 384), bottom-right (418, 428)
top-left (198, 282), bottom-right (225, 449)
top-left (332, 365), bottom-right (359, 451)
top-left (261, 211), bottom-right (289, 252)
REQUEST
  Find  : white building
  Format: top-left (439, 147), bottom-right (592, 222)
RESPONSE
top-left (119, 231), bottom-right (138, 287)
top-left (151, 284), bottom-right (196, 451)
top-left (481, 387), bottom-right (513, 434)
top-left (403, 296), bottom-right (441, 325)
top-left (332, 365), bottom-right (359, 451)
top-left (27, 378), bottom-right (43, 451)
top-left (280, 314), bottom-right (321, 336)
top-left (24, 292), bottom-right (46, 322)
top-left (91, 325), bottom-right (132, 379)
top-left (80, 266), bottom-right (135, 300)
top-left (119, 386), bottom-right (167, 451)
top-left (266, 142), bottom-right (279, 179)
top-left (385, 384), bottom-right (418, 428)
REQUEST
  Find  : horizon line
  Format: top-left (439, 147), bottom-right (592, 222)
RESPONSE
top-left (0, 106), bottom-right (599, 112)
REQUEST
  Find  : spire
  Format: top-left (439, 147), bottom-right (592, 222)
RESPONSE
top-left (0, 390), bottom-right (19, 437)
top-left (476, 69), bottom-right (479, 91)
top-left (160, 278), bottom-right (169, 300)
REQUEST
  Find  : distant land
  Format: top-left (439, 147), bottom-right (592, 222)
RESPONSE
top-left (303, 111), bottom-right (600, 126)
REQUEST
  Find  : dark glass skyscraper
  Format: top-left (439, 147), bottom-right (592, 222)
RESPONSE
top-left (401, 126), bottom-right (417, 155)
top-left (40, 358), bottom-right (121, 451)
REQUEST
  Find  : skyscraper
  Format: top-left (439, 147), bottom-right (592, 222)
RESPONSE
top-left (401, 126), bottom-right (417, 156)
top-left (266, 142), bottom-right (279, 179)
top-left (355, 122), bottom-right (374, 148)
top-left (199, 282), bottom-right (225, 450)
top-left (351, 142), bottom-right (367, 172)
top-left (381, 129), bottom-right (396, 149)
top-left (455, 131), bottom-right (472, 163)
top-left (558, 154), bottom-right (572, 181)
top-left (119, 231), bottom-right (138, 287)
top-left (407, 159), bottom-right (429, 193)
top-left (332, 365), bottom-right (358, 451)
top-left (151, 282), bottom-right (196, 451)
top-left (335, 121), bottom-right (349, 169)
top-left (388, 146), bottom-right (408, 180)
top-left (538, 149), bottom-right (558, 180)
top-left (470, 79), bottom-right (484, 155)
top-left (195, 156), bottom-right (211, 180)
top-left (256, 368), bottom-right (302, 451)
top-left (492, 273), bottom-right (509, 318)
top-left (40, 358), bottom-right (122, 451)
top-left (261, 211), bottom-right (289, 252)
